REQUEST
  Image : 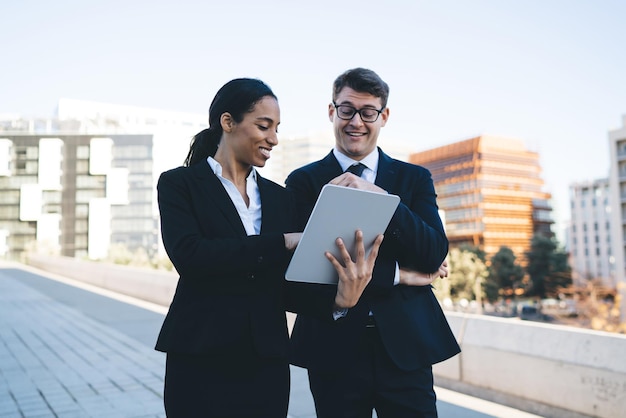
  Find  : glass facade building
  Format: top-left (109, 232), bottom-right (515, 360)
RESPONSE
top-left (409, 135), bottom-right (554, 263)
top-left (0, 133), bottom-right (154, 260)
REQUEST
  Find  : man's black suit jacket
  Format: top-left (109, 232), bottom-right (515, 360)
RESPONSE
top-left (286, 148), bottom-right (461, 372)
top-left (155, 162), bottom-right (334, 360)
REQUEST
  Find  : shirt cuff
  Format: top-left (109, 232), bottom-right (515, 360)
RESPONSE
top-left (393, 262), bottom-right (400, 285)
top-left (332, 307), bottom-right (349, 320)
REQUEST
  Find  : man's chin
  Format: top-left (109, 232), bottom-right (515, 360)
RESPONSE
top-left (344, 145), bottom-right (367, 158)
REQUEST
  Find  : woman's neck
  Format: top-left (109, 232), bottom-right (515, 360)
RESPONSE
top-left (214, 150), bottom-right (251, 187)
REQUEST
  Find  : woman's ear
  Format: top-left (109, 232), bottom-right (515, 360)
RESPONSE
top-left (220, 113), bottom-right (234, 133)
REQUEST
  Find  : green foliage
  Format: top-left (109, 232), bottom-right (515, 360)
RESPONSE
top-left (458, 244), bottom-right (486, 262)
top-left (106, 243), bottom-right (173, 271)
top-left (107, 243), bottom-right (134, 265)
top-left (486, 246), bottom-right (524, 302)
top-left (447, 247), bottom-right (488, 301)
top-left (525, 234), bottom-right (572, 298)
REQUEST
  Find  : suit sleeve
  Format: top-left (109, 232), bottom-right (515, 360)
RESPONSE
top-left (284, 168), bottom-right (318, 230)
top-left (384, 166), bottom-right (448, 273)
top-left (157, 170), bottom-right (291, 282)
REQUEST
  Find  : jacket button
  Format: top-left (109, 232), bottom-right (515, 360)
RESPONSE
top-left (257, 256), bottom-right (263, 263)
top-left (248, 273), bottom-right (255, 280)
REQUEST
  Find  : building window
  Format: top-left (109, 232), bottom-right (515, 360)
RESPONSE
top-left (15, 161), bottom-right (27, 173)
top-left (77, 146), bottom-right (90, 159)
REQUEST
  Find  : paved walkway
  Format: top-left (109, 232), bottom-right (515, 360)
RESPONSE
top-left (0, 262), bottom-right (542, 418)
top-left (0, 265), bottom-right (166, 418)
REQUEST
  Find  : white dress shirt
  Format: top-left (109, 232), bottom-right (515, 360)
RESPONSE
top-left (207, 157), bottom-right (262, 236)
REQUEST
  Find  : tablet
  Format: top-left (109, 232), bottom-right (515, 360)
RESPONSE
top-left (285, 184), bottom-right (400, 284)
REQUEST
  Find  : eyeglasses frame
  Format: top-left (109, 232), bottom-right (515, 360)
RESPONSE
top-left (332, 102), bottom-right (385, 123)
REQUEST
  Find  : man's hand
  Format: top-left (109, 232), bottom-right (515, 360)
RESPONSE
top-left (399, 260), bottom-right (448, 286)
top-left (326, 230), bottom-right (384, 309)
top-left (328, 172), bottom-right (386, 193)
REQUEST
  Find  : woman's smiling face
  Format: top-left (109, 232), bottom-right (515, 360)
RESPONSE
top-left (227, 95), bottom-right (280, 168)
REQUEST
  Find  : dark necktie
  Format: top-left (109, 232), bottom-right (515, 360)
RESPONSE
top-left (345, 163), bottom-right (365, 177)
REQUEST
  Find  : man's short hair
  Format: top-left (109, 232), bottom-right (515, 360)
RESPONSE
top-left (332, 68), bottom-right (390, 108)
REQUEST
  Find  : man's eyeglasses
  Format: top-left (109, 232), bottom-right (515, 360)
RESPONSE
top-left (332, 102), bottom-right (384, 123)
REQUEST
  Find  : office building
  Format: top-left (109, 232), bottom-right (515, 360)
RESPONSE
top-left (608, 114), bottom-right (626, 321)
top-left (0, 100), bottom-right (206, 260)
top-left (0, 133), bottom-right (154, 260)
top-left (568, 178), bottom-right (614, 287)
top-left (409, 135), bottom-right (553, 263)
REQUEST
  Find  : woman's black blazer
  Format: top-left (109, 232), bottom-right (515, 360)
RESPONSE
top-left (154, 162), bottom-right (300, 359)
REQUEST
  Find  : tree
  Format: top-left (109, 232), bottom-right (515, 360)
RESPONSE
top-left (525, 235), bottom-right (572, 298)
top-left (446, 247), bottom-right (488, 303)
top-left (486, 246), bottom-right (525, 301)
top-left (458, 243), bottom-right (486, 263)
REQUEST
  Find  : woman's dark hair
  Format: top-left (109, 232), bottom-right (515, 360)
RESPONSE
top-left (332, 68), bottom-right (390, 109)
top-left (184, 78), bottom-right (277, 166)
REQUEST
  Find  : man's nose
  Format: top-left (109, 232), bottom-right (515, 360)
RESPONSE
top-left (349, 112), bottom-right (364, 126)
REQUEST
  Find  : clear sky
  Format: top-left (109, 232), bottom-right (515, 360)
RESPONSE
top-left (2, 0), bottom-right (625, 238)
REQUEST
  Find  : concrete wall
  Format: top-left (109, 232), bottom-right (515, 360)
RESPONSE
top-left (434, 313), bottom-right (626, 418)
top-left (26, 254), bottom-right (626, 418)
top-left (26, 253), bottom-right (178, 306)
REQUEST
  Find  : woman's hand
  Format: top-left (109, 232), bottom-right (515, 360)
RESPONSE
top-left (326, 230), bottom-right (384, 309)
top-left (399, 260), bottom-right (448, 286)
top-left (283, 233), bottom-right (302, 251)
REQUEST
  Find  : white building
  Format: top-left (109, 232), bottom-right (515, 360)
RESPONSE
top-left (568, 178), bottom-right (615, 287)
top-left (0, 100), bottom-right (207, 260)
top-left (55, 98), bottom-right (207, 180)
top-left (608, 114), bottom-right (626, 321)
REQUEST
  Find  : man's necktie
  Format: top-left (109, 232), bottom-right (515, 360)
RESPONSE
top-left (345, 163), bottom-right (365, 177)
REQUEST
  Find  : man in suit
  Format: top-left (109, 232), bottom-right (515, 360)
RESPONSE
top-left (286, 68), bottom-right (461, 418)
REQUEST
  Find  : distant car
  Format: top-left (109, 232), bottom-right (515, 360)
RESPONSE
top-left (540, 298), bottom-right (578, 317)
top-left (519, 305), bottom-right (542, 320)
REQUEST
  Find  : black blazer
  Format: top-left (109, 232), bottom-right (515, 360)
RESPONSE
top-left (155, 162), bottom-right (301, 359)
top-left (286, 148), bottom-right (461, 372)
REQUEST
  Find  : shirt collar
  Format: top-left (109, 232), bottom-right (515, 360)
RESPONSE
top-left (332, 147), bottom-right (379, 173)
top-left (207, 156), bottom-right (257, 182)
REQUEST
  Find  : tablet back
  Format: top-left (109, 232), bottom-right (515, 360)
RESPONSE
top-left (285, 184), bottom-right (400, 284)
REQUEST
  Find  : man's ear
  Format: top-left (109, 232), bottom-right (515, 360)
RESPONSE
top-left (328, 103), bottom-right (335, 122)
top-left (379, 107), bottom-right (390, 127)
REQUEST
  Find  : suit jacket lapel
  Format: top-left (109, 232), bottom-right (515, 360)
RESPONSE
top-left (374, 148), bottom-right (398, 192)
top-left (318, 151), bottom-right (345, 184)
top-left (258, 176), bottom-right (283, 234)
top-left (192, 162), bottom-right (248, 236)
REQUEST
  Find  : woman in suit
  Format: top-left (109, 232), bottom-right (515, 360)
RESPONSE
top-left (155, 78), bottom-right (382, 418)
